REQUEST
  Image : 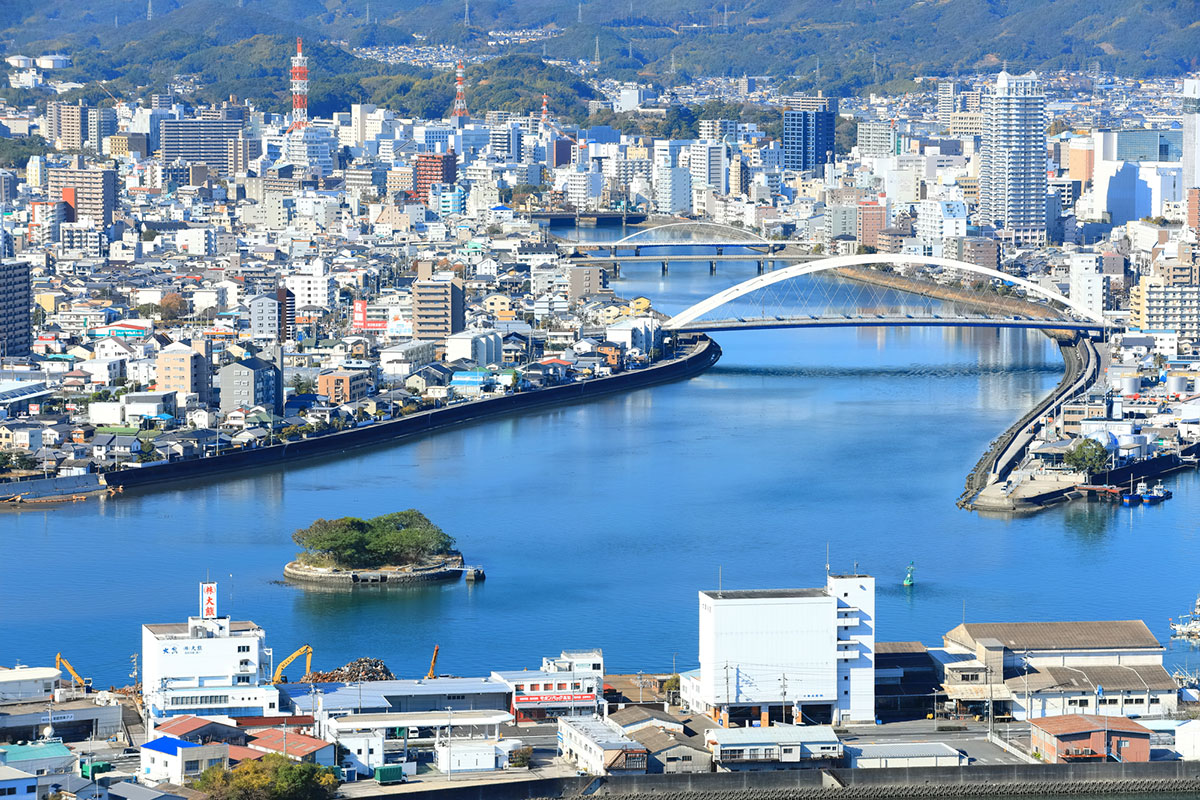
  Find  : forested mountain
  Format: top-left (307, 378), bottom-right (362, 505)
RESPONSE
top-left (1, 0), bottom-right (1196, 113)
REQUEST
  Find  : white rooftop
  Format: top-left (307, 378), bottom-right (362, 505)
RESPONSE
top-left (708, 724), bottom-right (839, 746)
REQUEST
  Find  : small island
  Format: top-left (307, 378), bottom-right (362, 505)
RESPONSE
top-left (283, 510), bottom-right (468, 588)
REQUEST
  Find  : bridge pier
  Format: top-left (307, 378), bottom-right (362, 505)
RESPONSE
top-left (756, 260), bottom-right (764, 274)
top-left (611, 262), bottom-right (620, 277)
top-left (634, 246), bottom-right (641, 257)
top-left (716, 247), bottom-right (724, 256)
top-left (661, 261), bottom-right (668, 275)
top-left (709, 260), bottom-right (717, 275)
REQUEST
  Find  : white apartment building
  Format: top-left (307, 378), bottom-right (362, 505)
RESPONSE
top-left (1068, 253), bottom-right (1108, 319)
top-left (916, 200), bottom-right (968, 254)
top-left (445, 329), bottom-right (502, 366)
top-left (654, 166), bottom-right (692, 215)
top-left (141, 582), bottom-right (281, 729)
top-left (978, 71), bottom-right (1048, 246)
top-left (689, 141), bottom-right (728, 195)
top-left (285, 258), bottom-right (336, 311)
top-left (681, 573), bottom-right (876, 727)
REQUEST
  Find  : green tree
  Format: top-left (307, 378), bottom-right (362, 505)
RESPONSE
top-left (136, 440), bottom-right (158, 463)
top-left (14, 454), bottom-right (38, 471)
top-left (292, 510), bottom-right (455, 569)
top-left (193, 753), bottom-right (338, 800)
top-left (1064, 438), bottom-right (1110, 476)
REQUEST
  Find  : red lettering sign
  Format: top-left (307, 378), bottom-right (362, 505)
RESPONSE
top-left (514, 693), bottom-right (595, 704)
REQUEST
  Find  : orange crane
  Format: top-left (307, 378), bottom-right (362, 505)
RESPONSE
top-left (426, 645), bottom-right (440, 679)
top-left (55, 653), bottom-right (89, 689)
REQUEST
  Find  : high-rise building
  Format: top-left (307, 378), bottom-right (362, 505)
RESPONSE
top-left (85, 106), bottom-right (117, 151)
top-left (415, 151), bottom-right (458, 202)
top-left (698, 119), bottom-right (736, 141)
top-left (978, 71), bottom-right (1048, 247)
top-left (47, 165), bottom-right (117, 228)
top-left (937, 81), bottom-right (960, 128)
top-left (156, 341), bottom-right (212, 404)
top-left (411, 277), bottom-right (464, 340)
top-left (856, 201), bottom-right (887, 249)
top-left (688, 141), bottom-right (728, 194)
top-left (1182, 79), bottom-right (1200, 189)
top-left (45, 101), bottom-right (86, 151)
top-left (856, 121), bottom-right (897, 157)
top-left (0, 259), bottom-right (31, 357)
top-left (160, 118), bottom-right (245, 174)
top-left (783, 97), bottom-right (837, 172)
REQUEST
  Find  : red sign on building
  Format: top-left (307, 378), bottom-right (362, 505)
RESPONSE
top-left (514, 693), bottom-right (596, 704)
top-left (199, 582), bottom-right (218, 619)
top-left (351, 300), bottom-right (387, 331)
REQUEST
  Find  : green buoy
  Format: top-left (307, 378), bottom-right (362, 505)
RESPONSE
top-left (903, 561), bottom-right (915, 587)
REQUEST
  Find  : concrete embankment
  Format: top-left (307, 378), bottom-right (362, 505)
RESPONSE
top-left (283, 553), bottom-right (465, 588)
top-left (0, 473), bottom-right (106, 504)
top-left (959, 336), bottom-right (1097, 511)
top-left (371, 760), bottom-right (1200, 800)
top-left (87, 336), bottom-right (720, 498)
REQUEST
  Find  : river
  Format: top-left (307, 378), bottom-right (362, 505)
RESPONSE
top-left (4, 225), bottom-right (1200, 687)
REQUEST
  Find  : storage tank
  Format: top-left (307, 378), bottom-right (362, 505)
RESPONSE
top-left (1167, 374), bottom-right (1189, 395)
top-left (1122, 375), bottom-right (1141, 396)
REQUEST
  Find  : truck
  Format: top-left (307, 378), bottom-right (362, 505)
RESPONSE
top-left (373, 764), bottom-right (407, 785)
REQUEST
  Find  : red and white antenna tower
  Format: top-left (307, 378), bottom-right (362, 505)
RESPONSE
top-left (540, 93), bottom-right (549, 126)
top-left (451, 60), bottom-right (469, 118)
top-left (288, 37), bottom-right (309, 133)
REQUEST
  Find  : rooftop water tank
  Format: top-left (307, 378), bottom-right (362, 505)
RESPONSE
top-left (1167, 374), bottom-right (1189, 395)
top-left (1122, 375), bottom-right (1141, 396)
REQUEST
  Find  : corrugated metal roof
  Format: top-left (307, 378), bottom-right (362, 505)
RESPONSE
top-left (946, 621), bottom-right (1161, 652)
top-left (848, 742), bottom-right (963, 759)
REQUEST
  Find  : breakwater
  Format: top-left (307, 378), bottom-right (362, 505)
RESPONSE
top-left (958, 336), bottom-right (1097, 510)
top-left (97, 335), bottom-right (720, 496)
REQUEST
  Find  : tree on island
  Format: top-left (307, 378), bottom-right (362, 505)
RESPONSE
top-left (293, 510), bottom-right (456, 569)
top-left (1064, 438), bottom-right (1110, 477)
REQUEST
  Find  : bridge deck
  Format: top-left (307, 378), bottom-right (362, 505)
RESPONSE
top-left (568, 253), bottom-right (819, 264)
top-left (668, 316), bottom-right (1108, 333)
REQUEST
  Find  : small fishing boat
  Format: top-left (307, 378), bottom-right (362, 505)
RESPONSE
top-left (1171, 596), bottom-right (1200, 638)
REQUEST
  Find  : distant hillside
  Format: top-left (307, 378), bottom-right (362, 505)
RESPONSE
top-left (2, 0), bottom-right (1198, 100)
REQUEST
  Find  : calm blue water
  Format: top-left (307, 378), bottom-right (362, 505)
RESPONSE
top-left (4, 225), bottom-right (1200, 687)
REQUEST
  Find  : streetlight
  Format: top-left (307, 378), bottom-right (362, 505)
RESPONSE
top-left (445, 706), bottom-right (453, 781)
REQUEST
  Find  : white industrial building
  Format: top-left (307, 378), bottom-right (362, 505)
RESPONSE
top-left (322, 709), bottom-right (514, 778)
top-left (681, 573), bottom-right (876, 726)
top-left (141, 583), bottom-right (281, 729)
top-left (706, 724), bottom-right (842, 771)
top-left (558, 716), bottom-right (648, 775)
top-left (937, 620), bottom-right (1178, 721)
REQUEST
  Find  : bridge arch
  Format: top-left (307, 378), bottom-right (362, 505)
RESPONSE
top-left (612, 222), bottom-right (770, 246)
top-left (663, 253), bottom-right (1109, 329)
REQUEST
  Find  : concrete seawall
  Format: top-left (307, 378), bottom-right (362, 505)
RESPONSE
top-left (375, 760), bottom-right (1200, 800)
top-left (283, 555), bottom-right (464, 588)
top-left (97, 336), bottom-right (720, 497)
top-left (0, 473), bottom-right (105, 503)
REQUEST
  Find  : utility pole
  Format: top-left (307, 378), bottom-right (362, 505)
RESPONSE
top-left (724, 661), bottom-right (731, 726)
top-left (780, 673), bottom-right (788, 723)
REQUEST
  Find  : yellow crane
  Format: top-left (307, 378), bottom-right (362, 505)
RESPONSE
top-left (426, 645), bottom-right (440, 679)
top-left (272, 645), bottom-right (313, 684)
top-left (55, 653), bottom-right (89, 689)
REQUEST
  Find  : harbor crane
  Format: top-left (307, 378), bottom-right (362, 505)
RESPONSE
top-left (272, 644), bottom-right (313, 684)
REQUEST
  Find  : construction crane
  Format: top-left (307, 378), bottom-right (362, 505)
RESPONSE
top-left (272, 645), bottom-right (313, 684)
top-left (55, 653), bottom-right (89, 689)
top-left (426, 645), bottom-right (440, 679)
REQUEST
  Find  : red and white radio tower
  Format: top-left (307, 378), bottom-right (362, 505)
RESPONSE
top-left (540, 93), bottom-right (549, 126)
top-left (288, 37), bottom-right (309, 133)
top-left (451, 60), bottom-right (469, 118)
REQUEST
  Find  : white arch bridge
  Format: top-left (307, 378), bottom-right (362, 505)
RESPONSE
top-left (661, 254), bottom-right (1115, 334)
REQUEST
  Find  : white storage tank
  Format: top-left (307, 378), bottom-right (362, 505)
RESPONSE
top-left (1122, 375), bottom-right (1142, 396)
top-left (1167, 374), bottom-right (1189, 395)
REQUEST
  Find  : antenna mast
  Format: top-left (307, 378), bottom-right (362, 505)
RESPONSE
top-left (287, 38), bottom-right (309, 132)
top-left (451, 60), bottom-right (469, 118)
